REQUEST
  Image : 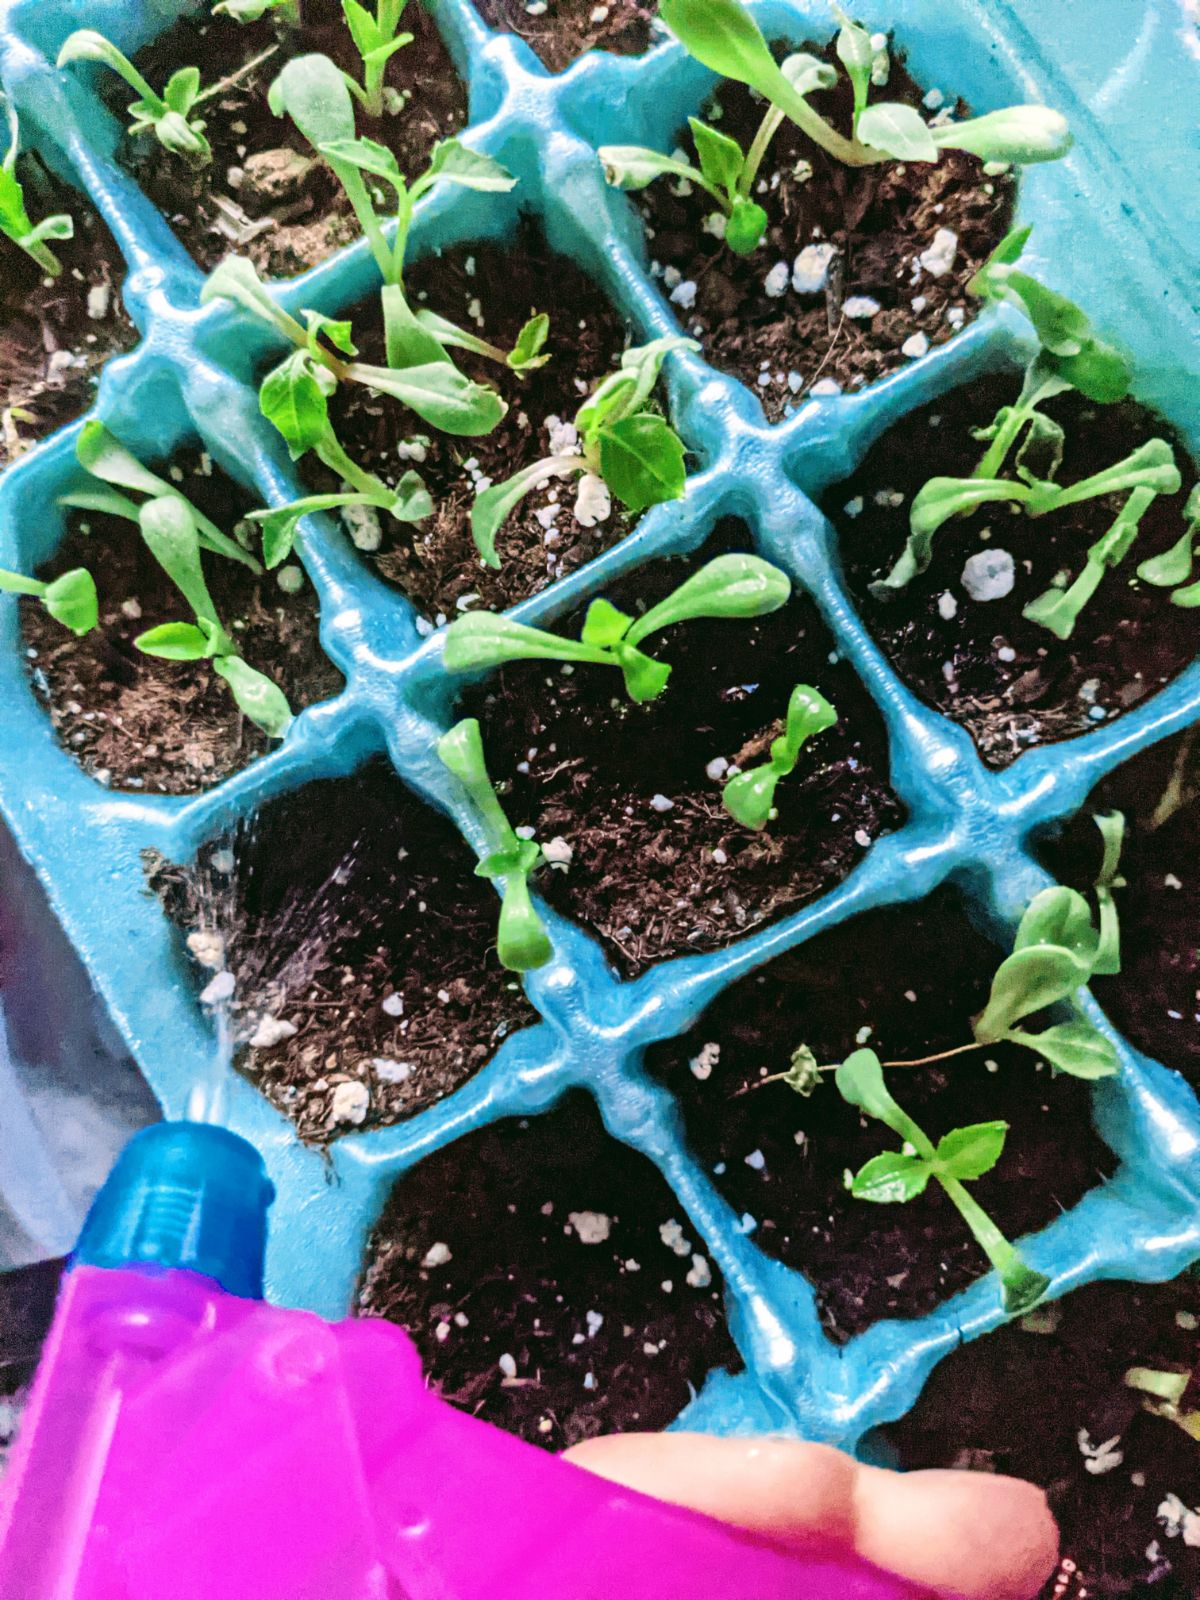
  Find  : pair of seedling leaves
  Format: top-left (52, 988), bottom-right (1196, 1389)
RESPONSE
top-left (50, 423), bottom-right (294, 738)
top-left (213, 0), bottom-right (410, 117)
top-left (600, 0), bottom-right (1071, 256)
top-left (877, 226), bottom-right (1192, 637)
top-left (799, 814), bottom-right (1126, 1314)
top-left (0, 103), bottom-right (75, 276)
top-left (438, 553), bottom-right (839, 968)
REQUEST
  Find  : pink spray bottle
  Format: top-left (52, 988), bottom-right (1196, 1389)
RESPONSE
top-left (0, 1121), bottom-right (920, 1598)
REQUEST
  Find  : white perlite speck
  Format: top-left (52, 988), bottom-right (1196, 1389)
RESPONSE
top-left (568, 1210), bottom-right (611, 1244)
top-left (744, 1149), bottom-right (765, 1171)
top-left (938, 591), bottom-right (958, 621)
top-left (341, 502), bottom-right (382, 552)
top-left (1158, 1493), bottom-right (1200, 1546)
top-left (961, 547), bottom-right (1015, 601)
top-left (248, 1014), bottom-right (297, 1049)
top-left (574, 471), bottom-right (611, 527)
top-left (422, 1241), bottom-right (452, 1268)
top-left (187, 929), bottom-right (225, 970)
top-left (542, 835), bottom-right (574, 870)
top-left (792, 242), bottom-right (836, 295)
top-left (901, 331), bottom-right (930, 359)
top-left (659, 1219), bottom-right (692, 1257)
top-left (690, 1041), bottom-right (720, 1081)
top-left (586, 1309), bottom-right (604, 1338)
top-left (649, 793), bottom-right (674, 813)
top-left (498, 1353), bottom-right (518, 1378)
top-left (1078, 1429), bottom-right (1123, 1475)
top-left (545, 415), bottom-right (579, 456)
top-left (276, 565), bottom-right (304, 594)
top-left (381, 992), bottom-right (404, 1017)
top-left (87, 283), bottom-right (111, 320)
top-left (706, 755), bottom-right (728, 781)
top-left (330, 1080), bottom-right (369, 1126)
top-left (372, 1057), bottom-right (413, 1084)
top-left (200, 970), bottom-right (235, 1007)
top-left (686, 1253), bottom-right (712, 1289)
top-left (810, 377), bottom-right (842, 397)
top-left (669, 279), bottom-right (697, 310)
top-left (763, 261), bottom-right (790, 298)
top-left (843, 295), bottom-right (881, 320)
top-left (918, 226), bottom-right (959, 278)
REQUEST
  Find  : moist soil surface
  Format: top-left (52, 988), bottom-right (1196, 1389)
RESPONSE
top-left (150, 760), bottom-right (537, 1140)
top-left (464, 531), bottom-right (904, 978)
top-left (0, 167), bottom-right (135, 468)
top-left (826, 379), bottom-right (1197, 768)
top-left (476, 0), bottom-right (658, 72)
top-left (886, 1276), bottom-right (1200, 1600)
top-left (358, 1091), bottom-right (740, 1449)
top-left (640, 50), bottom-right (1014, 421)
top-left (1040, 727), bottom-right (1200, 1088)
top-left (319, 229), bottom-right (636, 619)
top-left (23, 455), bottom-right (340, 794)
top-left (645, 885), bottom-right (1115, 1341)
top-left (120, 1), bottom-right (467, 276)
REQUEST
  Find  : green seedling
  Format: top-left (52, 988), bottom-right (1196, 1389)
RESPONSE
top-left (1021, 484), bottom-right (1162, 639)
top-left (1149, 724), bottom-right (1200, 831)
top-left (599, 0), bottom-right (1070, 255)
top-left (437, 717), bottom-right (552, 972)
top-left (0, 105), bottom-right (74, 275)
top-left (57, 31), bottom-right (213, 167)
top-left (267, 55), bottom-right (541, 409)
top-left (444, 552), bottom-right (792, 704)
top-left (215, 0), bottom-right (299, 17)
top-left (1138, 484), bottom-right (1200, 608)
top-left (836, 1047), bottom-right (1050, 1315)
top-left (722, 683), bottom-right (837, 828)
top-left (340, 0), bottom-right (413, 117)
top-left (60, 425), bottom-right (292, 737)
top-left (0, 565), bottom-right (97, 635)
top-left (472, 336), bottom-right (696, 567)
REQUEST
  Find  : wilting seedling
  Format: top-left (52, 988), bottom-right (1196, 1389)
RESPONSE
top-left (57, 31), bottom-right (213, 167)
top-left (722, 683), bottom-right (837, 829)
top-left (873, 227), bottom-right (1180, 614)
top-left (836, 1046), bottom-right (1051, 1315)
top-left (0, 565), bottom-right (97, 636)
top-left (0, 105), bottom-right (74, 275)
top-left (1137, 483), bottom-right (1200, 609)
top-left (437, 717), bottom-right (552, 972)
top-left (59, 423), bottom-right (293, 737)
top-left (472, 337), bottom-right (695, 567)
top-left (599, 0), bottom-right (1070, 255)
top-left (444, 552), bottom-right (791, 703)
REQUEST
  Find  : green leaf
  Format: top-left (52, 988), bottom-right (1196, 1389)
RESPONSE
top-left (935, 1121), bottom-right (1007, 1181)
top-left (57, 487), bottom-right (143, 522)
top-left (214, 0), bottom-right (295, 17)
top-left (857, 101), bottom-right (938, 162)
top-left (871, 477), bottom-right (1029, 596)
top-left (625, 552), bottom-right (791, 646)
top-left (351, 358), bottom-right (506, 436)
top-left (773, 683), bottom-right (837, 771)
top-left (76, 420), bottom-right (176, 499)
top-left (580, 596), bottom-right (633, 648)
top-left (471, 459), bottom-right (570, 568)
top-left (260, 350), bottom-right (329, 459)
top-left (423, 138), bottom-right (516, 193)
top-left (688, 116), bottom-right (745, 197)
top-left (781, 50), bottom-right (839, 97)
top-left (725, 196), bottom-right (768, 254)
top-left (1013, 886), bottom-right (1100, 963)
top-left (342, 0), bottom-right (384, 56)
top-left (722, 765), bottom-right (781, 831)
top-left (508, 313), bottom-right (550, 373)
top-left (382, 284), bottom-right (453, 369)
top-left (612, 641), bottom-right (672, 703)
top-left (969, 223), bottom-right (1032, 288)
top-left (833, 10), bottom-right (874, 122)
top-left (598, 144), bottom-right (703, 192)
top-left (163, 66), bottom-right (201, 116)
top-left (302, 306), bottom-right (358, 358)
top-left (443, 612), bottom-right (606, 674)
top-left (597, 413), bottom-right (687, 513)
top-left (0, 164), bottom-right (33, 239)
top-left (1001, 1261), bottom-right (1052, 1317)
top-left (138, 495), bottom-right (218, 624)
top-left (42, 568), bottom-right (98, 636)
top-left (269, 53), bottom-right (358, 150)
top-left (1014, 410), bottom-right (1065, 487)
top-left (848, 1150), bottom-right (932, 1204)
top-left (933, 106), bottom-right (1072, 165)
top-left (212, 654), bottom-right (294, 737)
top-left (1092, 809), bottom-right (1125, 977)
top-left (318, 134), bottom-right (404, 188)
top-left (0, 568), bottom-right (45, 597)
top-left (1009, 1021), bottom-right (1118, 1078)
top-left (783, 1043), bottom-right (821, 1097)
top-left (200, 254), bottom-right (287, 330)
top-left (974, 944), bottom-right (1093, 1042)
top-left (134, 620), bottom-right (212, 660)
top-left (153, 110), bottom-right (212, 168)
top-left (1047, 438), bottom-right (1180, 513)
top-left (834, 1048), bottom-right (908, 1134)
top-left (1137, 501), bottom-right (1200, 587)
top-left (973, 265), bottom-right (1131, 404)
top-left (362, 32), bottom-right (412, 70)
top-left (390, 470), bottom-right (433, 522)
top-left (495, 873), bottom-right (553, 972)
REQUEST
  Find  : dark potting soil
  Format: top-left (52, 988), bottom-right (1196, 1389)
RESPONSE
top-left (22, 454), bottom-right (341, 794)
top-left (645, 885), bottom-right (1116, 1341)
top-left (826, 380), bottom-right (1197, 769)
top-left (120, 1), bottom-right (467, 276)
top-left (640, 50), bottom-right (1014, 421)
top-left (148, 760), bottom-right (537, 1140)
top-left (885, 1276), bottom-right (1200, 1600)
top-left (1039, 728), bottom-right (1200, 1089)
top-left (318, 229), bottom-right (637, 619)
top-left (358, 1091), bottom-right (740, 1449)
top-left (476, 0), bottom-right (658, 72)
top-left (464, 531), bottom-right (903, 978)
top-left (0, 169), bottom-right (134, 468)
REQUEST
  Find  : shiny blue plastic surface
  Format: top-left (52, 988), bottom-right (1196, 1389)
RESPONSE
top-left (1, 0), bottom-right (1198, 1447)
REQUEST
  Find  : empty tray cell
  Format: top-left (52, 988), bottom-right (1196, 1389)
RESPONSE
top-left (358, 1091), bottom-right (740, 1449)
top-left (466, 527), bottom-right (903, 976)
top-left (827, 379), bottom-right (1196, 768)
top-left (639, 38), bottom-right (1014, 420)
top-left (149, 760), bottom-right (538, 1139)
top-left (23, 448), bottom-right (341, 794)
top-left (477, 0), bottom-right (659, 72)
top-left (646, 887), bottom-right (1115, 1341)
top-left (317, 224), bottom-right (640, 617)
top-left (107, 1), bottom-right (467, 275)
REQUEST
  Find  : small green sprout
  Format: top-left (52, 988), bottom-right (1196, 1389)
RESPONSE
top-left (599, 0), bottom-right (1070, 255)
top-left (472, 336), bottom-right (696, 567)
top-left (872, 227), bottom-right (1180, 608)
top-left (57, 31), bottom-right (213, 168)
top-left (60, 423), bottom-right (293, 738)
top-left (0, 105), bottom-right (74, 276)
top-left (836, 1047), bottom-right (1050, 1315)
top-left (722, 684), bottom-right (837, 829)
top-left (0, 565), bottom-right (97, 635)
top-left (437, 717), bottom-right (552, 972)
top-left (443, 552), bottom-right (791, 703)
top-left (340, 1), bottom-right (413, 118)
top-left (1138, 483), bottom-right (1200, 608)
top-left (214, 0), bottom-right (299, 17)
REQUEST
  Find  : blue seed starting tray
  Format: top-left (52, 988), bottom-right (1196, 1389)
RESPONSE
top-left (1, 0), bottom-right (1198, 1449)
